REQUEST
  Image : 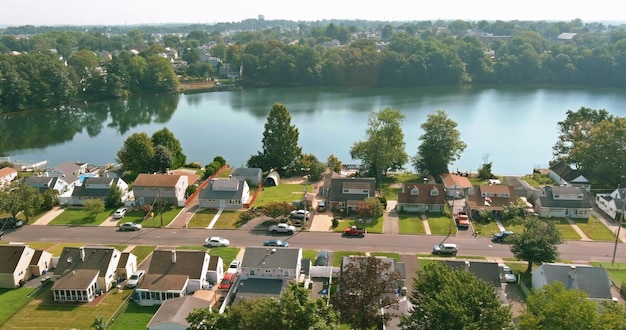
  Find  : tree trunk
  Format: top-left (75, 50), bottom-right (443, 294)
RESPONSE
top-left (526, 262), bottom-right (533, 273)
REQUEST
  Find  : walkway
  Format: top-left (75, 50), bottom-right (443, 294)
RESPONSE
top-left (421, 214), bottom-right (431, 235)
top-left (565, 218), bottom-right (592, 241)
top-left (31, 206), bottom-right (65, 225)
top-left (206, 208), bottom-right (224, 229)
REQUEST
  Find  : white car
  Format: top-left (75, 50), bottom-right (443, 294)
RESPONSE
top-left (113, 207), bottom-right (128, 219)
top-left (290, 209), bottom-right (310, 219)
top-left (119, 222), bottom-right (142, 231)
top-left (204, 236), bottom-right (230, 247)
top-left (500, 264), bottom-right (517, 283)
top-left (126, 270), bottom-right (145, 288)
top-left (226, 260), bottom-right (241, 274)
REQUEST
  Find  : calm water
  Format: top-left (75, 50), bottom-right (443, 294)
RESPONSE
top-left (3, 85), bottom-right (626, 176)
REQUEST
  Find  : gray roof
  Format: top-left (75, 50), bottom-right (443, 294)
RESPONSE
top-left (536, 263), bottom-right (612, 299)
top-left (71, 178), bottom-right (122, 198)
top-left (198, 179), bottom-right (245, 200)
top-left (52, 269), bottom-right (99, 290)
top-left (241, 247), bottom-right (301, 269)
top-left (231, 167), bottom-right (262, 177)
top-left (55, 246), bottom-right (119, 278)
top-left (329, 177), bottom-right (376, 203)
top-left (443, 260), bottom-right (501, 287)
top-left (550, 161), bottom-right (589, 183)
top-left (147, 296), bottom-right (210, 328)
top-left (51, 161), bottom-right (81, 183)
top-left (0, 245), bottom-right (30, 274)
top-left (141, 249), bottom-right (208, 291)
top-left (536, 186), bottom-right (591, 208)
top-left (233, 278), bottom-right (284, 304)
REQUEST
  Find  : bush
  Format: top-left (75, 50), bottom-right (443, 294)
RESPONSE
top-left (239, 209), bottom-right (256, 222)
top-left (213, 156), bottom-right (227, 167)
top-left (186, 162), bottom-right (202, 169)
top-left (332, 217), bottom-right (339, 228)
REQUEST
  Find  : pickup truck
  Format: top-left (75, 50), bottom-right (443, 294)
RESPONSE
top-left (456, 212), bottom-right (470, 228)
top-left (269, 223), bottom-right (296, 234)
top-left (342, 226), bottom-right (366, 237)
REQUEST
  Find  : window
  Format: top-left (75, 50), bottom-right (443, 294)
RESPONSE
top-left (250, 270), bottom-right (255, 276)
top-left (410, 188), bottom-right (419, 196)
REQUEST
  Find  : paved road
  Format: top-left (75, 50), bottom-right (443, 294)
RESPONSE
top-left (3, 225), bottom-right (626, 263)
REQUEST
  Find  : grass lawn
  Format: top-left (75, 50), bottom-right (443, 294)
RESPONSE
top-left (472, 220), bottom-right (501, 237)
top-left (553, 218), bottom-right (582, 240)
top-left (210, 210), bottom-right (241, 229)
top-left (303, 249), bottom-right (317, 261)
top-left (207, 247), bottom-right (240, 270)
top-left (135, 206), bottom-right (181, 228)
top-left (2, 282), bottom-right (133, 330)
top-left (499, 220), bottom-right (524, 234)
top-left (427, 215), bottom-right (455, 235)
top-left (398, 213), bottom-right (426, 234)
top-left (333, 251), bottom-right (365, 267)
top-left (251, 184), bottom-right (312, 207)
top-left (109, 302), bottom-right (159, 330)
top-left (0, 287), bottom-right (37, 326)
top-left (216, 168), bottom-right (232, 178)
top-left (130, 246), bottom-right (156, 264)
top-left (370, 252), bottom-right (400, 260)
top-left (332, 216), bottom-right (384, 234)
top-left (590, 262), bottom-right (626, 287)
top-left (46, 242), bottom-right (86, 256)
top-left (48, 208), bottom-right (114, 226)
top-left (572, 215), bottom-right (616, 241)
top-left (381, 172), bottom-right (419, 201)
top-left (188, 209), bottom-right (217, 228)
top-left (188, 209), bottom-right (243, 229)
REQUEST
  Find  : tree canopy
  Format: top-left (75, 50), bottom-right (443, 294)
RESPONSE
top-left (412, 110), bottom-right (466, 177)
top-left (152, 127), bottom-right (186, 169)
top-left (508, 217), bottom-right (564, 273)
top-left (117, 129), bottom-right (186, 174)
top-left (401, 261), bottom-right (513, 330)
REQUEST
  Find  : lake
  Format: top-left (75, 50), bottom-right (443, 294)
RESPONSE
top-left (2, 85), bottom-right (626, 176)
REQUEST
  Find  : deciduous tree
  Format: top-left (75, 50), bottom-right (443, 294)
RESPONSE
top-left (412, 110), bottom-right (466, 177)
top-left (327, 154), bottom-right (343, 173)
top-left (152, 127), bottom-right (186, 169)
top-left (105, 184), bottom-right (123, 209)
top-left (84, 199), bottom-right (105, 216)
top-left (117, 132), bottom-right (155, 173)
top-left (508, 217), bottom-right (563, 273)
top-left (552, 107), bottom-right (614, 165)
top-left (262, 201), bottom-right (293, 221)
top-left (355, 197), bottom-right (384, 218)
top-left (0, 182), bottom-right (43, 221)
top-left (401, 261), bottom-right (513, 330)
top-left (332, 255), bottom-right (402, 329)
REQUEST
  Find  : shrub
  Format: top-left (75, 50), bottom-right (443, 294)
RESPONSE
top-left (332, 217), bottom-right (339, 228)
top-left (186, 162), bottom-right (202, 168)
top-left (239, 209), bottom-right (256, 222)
top-left (213, 156), bottom-right (227, 167)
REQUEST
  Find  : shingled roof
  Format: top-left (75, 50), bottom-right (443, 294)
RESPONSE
top-left (133, 173), bottom-right (184, 187)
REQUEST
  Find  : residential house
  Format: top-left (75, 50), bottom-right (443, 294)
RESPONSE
top-left (0, 244), bottom-right (36, 288)
top-left (61, 177), bottom-right (129, 206)
top-left (549, 160), bottom-right (591, 192)
top-left (466, 184), bottom-right (517, 218)
top-left (116, 252), bottom-right (138, 282)
top-left (532, 263), bottom-right (614, 301)
top-left (503, 176), bottom-right (541, 201)
top-left (440, 173), bottom-right (472, 198)
top-left (135, 249), bottom-right (210, 306)
top-left (29, 249), bottom-right (53, 278)
top-left (52, 246), bottom-right (125, 302)
top-left (197, 178), bottom-right (250, 210)
top-left (443, 260), bottom-right (502, 288)
top-left (132, 173), bottom-right (189, 207)
top-left (235, 247), bottom-right (303, 303)
top-left (0, 167), bottom-right (18, 187)
top-left (44, 161), bottom-right (88, 187)
top-left (23, 176), bottom-right (71, 194)
top-left (147, 295), bottom-right (212, 330)
top-left (206, 256), bottom-right (224, 285)
top-left (595, 188), bottom-right (625, 221)
top-left (323, 175), bottom-right (377, 213)
top-left (396, 182), bottom-right (446, 214)
top-left (340, 255), bottom-right (406, 301)
top-left (533, 186), bottom-right (591, 219)
top-left (231, 167), bottom-right (263, 185)
top-left (170, 170), bottom-right (201, 186)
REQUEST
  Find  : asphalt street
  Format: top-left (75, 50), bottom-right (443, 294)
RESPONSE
top-left (3, 225), bottom-right (626, 263)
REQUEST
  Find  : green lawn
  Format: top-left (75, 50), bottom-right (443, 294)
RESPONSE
top-left (188, 209), bottom-right (217, 228)
top-left (130, 246), bottom-right (157, 264)
top-left (380, 172), bottom-right (420, 201)
top-left (427, 215), bottom-right (455, 235)
top-left (206, 247), bottom-right (240, 271)
top-left (398, 213), bottom-right (426, 234)
top-left (134, 206), bottom-right (181, 228)
top-left (332, 216), bottom-right (384, 234)
top-left (553, 218), bottom-right (582, 240)
top-left (303, 249), bottom-right (317, 261)
top-left (1, 282), bottom-right (133, 330)
top-left (370, 252), bottom-right (400, 260)
top-left (0, 287), bottom-right (37, 327)
top-left (472, 220), bottom-right (501, 237)
top-left (109, 302), bottom-right (159, 330)
top-left (572, 215), bottom-right (616, 241)
top-left (252, 184), bottom-right (312, 207)
top-left (48, 207), bottom-right (114, 225)
top-left (210, 210), bottom-right (241, 229)
top-left (332, 251), bottom-right (365, 267)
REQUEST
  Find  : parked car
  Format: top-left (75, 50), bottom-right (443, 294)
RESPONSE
top-left (119, 222), bottom-right (142, 231)
top-left (492, 230), bottom-right (516, 243)
top-left (226, 260), bottom-right (241, 274)
top-left (315, 250), bottom-right (329, 266)
top-left (204, 236), bottom-right (230, 247)
top-left (343, 226), bottom-right (366, 237)
top-left (113, 207), bottom-right (128, 219)
top-left (269, 223), bottom-right (296, 234)
top-left (290, 209), bottom-right (310, 219)
top-left (219, 272), bottom-right (237, 290)
top-left (432, 243), bottom-right (458, 256)
top-left (126, 270), bottom-right (145, 288)
top-left (499, 264), bottom-right (517, 283)
top-left (0, 217), bottom-right (23, 228)
top-left (456, 212), bottom-right (470, 228)
top-left (263, 239), bottom-right (290, 247)
top-left (317, 201), bottom-right (327, 212)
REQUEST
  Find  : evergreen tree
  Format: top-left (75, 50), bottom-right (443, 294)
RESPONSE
top-left (250, 103), bottom-right (302, 171)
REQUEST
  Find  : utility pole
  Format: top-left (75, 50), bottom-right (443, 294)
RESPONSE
top-left (611, 188), bottom-right (625, 265)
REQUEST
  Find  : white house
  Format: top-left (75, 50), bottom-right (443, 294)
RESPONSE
top-left (135, 249), bottom-right (210, 306)
top-left (198, 178), bottom-right (250, 210)
top-left (44, 161), bottom-right (87, 188)
top-left (23, 176), bottom-right (71, 194)
top-left (132, 173), bottom-right (189, 207)
top-left (0, 167), bottom-right (18, 187)
top-left (596, 188), bottom-right (625, 221)
top-left (440, 173), bottom-right (472, 198)
top-left (206, 256), bottom-right (224, 285)
top-left (116, 252), bottom-right (138, 282)
top-left (62, 177), bottom-right (130, 206)
top-left (0, 244), bottom-right (36, 288)
top-left (532, 186), bottom-right (591, 219)
top-left (549, 161), bottom-right (591, 192)
top-left (532, 263), bottom-right (614, 301)
top-left (240, 247), bottom-right (302, 281)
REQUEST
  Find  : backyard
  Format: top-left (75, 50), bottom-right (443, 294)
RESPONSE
top-left (251, 183), bottom-right (313, 207)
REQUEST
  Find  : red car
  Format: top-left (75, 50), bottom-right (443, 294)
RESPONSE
top-left (219, 272), bottom-right (236, 290)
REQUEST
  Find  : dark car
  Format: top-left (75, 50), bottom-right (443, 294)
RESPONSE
top-left (263, 239), bottom-right (289, 247)
top-left (0, 217), bottom-right (24, 228)
top-left (315, 250), bottom-right (329, 266)
top-left (492, 230), bottom-right (516, 243)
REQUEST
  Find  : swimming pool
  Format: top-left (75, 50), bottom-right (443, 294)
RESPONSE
top-left (79, 173), bottom-right (97, 182)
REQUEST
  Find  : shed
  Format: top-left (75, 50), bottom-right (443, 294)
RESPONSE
top-left (264, 170), bottom-right (280, 186)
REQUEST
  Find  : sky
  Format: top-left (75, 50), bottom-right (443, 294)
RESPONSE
top-left (1, 0), bottom-right (622, 27)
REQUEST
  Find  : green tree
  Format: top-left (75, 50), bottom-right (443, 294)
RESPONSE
top-left (326, 154), bottom-right (343, 173)
top-left (152, 144), bottom-right (174, 173)
top-left (519, 282), bottom-right (626, 329)
top-left (143, 55), bottom-right (179, 92)
top-left (552, 107), bottom-right (614, 165)
top-left (249, 103), bottom-right (302, 171)
top-left (42, 189), bottom-right (59, 209)
top-left (91, 315), bottom-right (107, 330)
top-left (332, 256), bottom-right (402, 330)
top-left (401, 261), bottom-right (513, 330)
top-left (117, 132), bottom-right (155, 173)
top-left (350, 108), bottom-right (408, 182)
top-left (105, 184), bottom-right (122, 209)
top-left (412, 110), bottom-right (467, 177)
top-left (508, 217), bottom-right (563, 273)
top-left (0, 182), bottom-right (43, 222)
top-left (262, 201), bottom-right (294, 221)
top-left (355, 197), bottom-right (384, 218)
top-left (83, 199), bottom-right (105, 216)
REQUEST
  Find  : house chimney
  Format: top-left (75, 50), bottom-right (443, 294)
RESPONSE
top-left (568, 265), bottom-right (576, 279)
top-left (79, 247), bottom-right (85, 262)
top-left (402, 184), bottom-right (405, 194)
top-left (423, 177), bottom-right (428, 183)
top-left (464, 260), bottom-right (470, 271)
top-left (229, 175), bottom-right (232, 180)
top-left (166, 168), bottom-right (170, 174)
top-left (171, 250), bottom-right (177, 264)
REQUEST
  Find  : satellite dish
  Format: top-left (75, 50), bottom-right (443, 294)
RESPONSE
top-left (67, 256), bottom-right (73, 263)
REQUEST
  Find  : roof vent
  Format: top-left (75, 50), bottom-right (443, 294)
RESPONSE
top-left (271, 248), bottom-right (277, 254)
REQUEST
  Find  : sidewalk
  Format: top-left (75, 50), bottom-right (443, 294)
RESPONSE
top-left (31, 206), bottom-right (65, 225)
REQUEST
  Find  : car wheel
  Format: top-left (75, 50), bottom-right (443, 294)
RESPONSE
top-left (272, 230), bottom-right (277, 233)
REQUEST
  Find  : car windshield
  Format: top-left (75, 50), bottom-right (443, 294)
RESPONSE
top-left (221, 278), bottom-right (231, 284)
top-left (130, 275), bottom-right (138, 280)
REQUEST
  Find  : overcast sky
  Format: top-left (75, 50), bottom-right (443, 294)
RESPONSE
top-left (1, 0), bottom-right (621, 26)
